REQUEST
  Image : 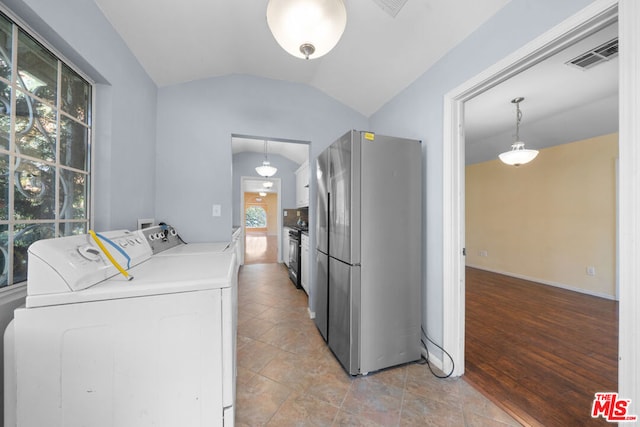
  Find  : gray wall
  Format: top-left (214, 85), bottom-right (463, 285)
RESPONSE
top-left (369, 0), bottom-right (596, 354)
top-left (155, 74), bottom-right (368, 244)
top-left (232, 152), bottom-right (299, 228)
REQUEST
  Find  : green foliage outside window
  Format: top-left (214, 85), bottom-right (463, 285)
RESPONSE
top-left (246, 206), bottom-right (267, 228)
top-left (0, 12), bottom-right (92, 287)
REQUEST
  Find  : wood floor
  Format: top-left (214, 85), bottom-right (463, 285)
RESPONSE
top-left (244, 231), bottom-right (278, 264)
top-left (465, 267), bottom-right (618, 426)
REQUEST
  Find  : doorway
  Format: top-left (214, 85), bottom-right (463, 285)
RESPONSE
top-left (443, 0), bottom-right (640, 419)
top-left (231, 135), bottom-right (310, 265)
top-left (243, 190), bottom-right (279, 264)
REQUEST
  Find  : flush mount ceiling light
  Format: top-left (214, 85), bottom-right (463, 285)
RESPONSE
top-left (259, 191), bottom-right (268, 197)
top-left (262, 181), bottom-right (274, 188)
top-left (498, 97), bottom-right (539, 167)
top-left (266, 0), bottom-right (347, 60)
top-left (255, 140), bottom-right (278, 177)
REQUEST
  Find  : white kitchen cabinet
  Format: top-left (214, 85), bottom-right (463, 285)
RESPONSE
top-left (282, 227), bottom-right (291, 266)
top-left (300, 233), bottom-right (309, 294)
top-left (295, 161), bottom-right (309, 208)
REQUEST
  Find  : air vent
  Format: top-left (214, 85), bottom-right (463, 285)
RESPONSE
top-left (372, 0), bottom-right (408, 17)
top-left (566, 37), bottom-right (618, 70)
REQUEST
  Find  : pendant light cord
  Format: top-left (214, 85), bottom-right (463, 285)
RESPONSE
top-left (513, 97), bottom-right (524, 142)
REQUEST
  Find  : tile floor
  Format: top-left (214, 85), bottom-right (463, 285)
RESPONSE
top-left (236, 263), bottom-right (521, 426)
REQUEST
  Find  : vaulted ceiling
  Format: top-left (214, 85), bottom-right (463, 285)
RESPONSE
top-left (94, 0), bottom-right (618, 164)
top-left (94, 0), bottom-right (510, 117)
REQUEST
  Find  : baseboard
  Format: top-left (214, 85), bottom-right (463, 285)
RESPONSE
top-left (466, 264), bottom-right (617, 301)
top-left (421, 347), bottom-right (445, 373)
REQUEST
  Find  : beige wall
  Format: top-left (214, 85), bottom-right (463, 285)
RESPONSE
top-left (244, 192), bottom-right (278, 235)
top-left (466, 133), bottom-right (618, 299)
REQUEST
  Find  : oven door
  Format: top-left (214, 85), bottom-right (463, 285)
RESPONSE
top-left (288, 232), bottom-right (300, 287)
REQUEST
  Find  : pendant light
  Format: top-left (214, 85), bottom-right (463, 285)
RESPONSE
top-left (498, 97), bottom-right (539, 166)
top-left (266, 0), bottom-right (347, 60)
top-left (255, 140), bottom-right (278, 177)
top-left (262, 181), bottom-right (274, 188)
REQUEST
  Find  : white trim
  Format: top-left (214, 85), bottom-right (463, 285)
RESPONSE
top-left (442, 96), bottom-right (465, 376)
top-left (0, 282), bottom-right (27, 305)
top-left (443, 0), bottom-right (620, 379)
top-left (466, 264), bottom-right (618, 301)
top-left (617, 0), bottom-right (640, 415)
top-left (420, 347), bottom-right (444, 374)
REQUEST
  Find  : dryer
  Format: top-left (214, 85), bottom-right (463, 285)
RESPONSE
top-left (5, 227), bottom-right (238, 427)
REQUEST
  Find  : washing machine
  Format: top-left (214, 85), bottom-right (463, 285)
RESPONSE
top-left (144, 224), bottom-right (240, 262)
top-left (4, 227), bottom-right (238, 427)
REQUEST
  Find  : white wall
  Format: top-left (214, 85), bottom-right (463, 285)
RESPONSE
top-left (369, 0), bottom-right (596, 357)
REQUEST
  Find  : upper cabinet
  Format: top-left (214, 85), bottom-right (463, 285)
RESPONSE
top-left (295, 161), bottom-right (310, 208)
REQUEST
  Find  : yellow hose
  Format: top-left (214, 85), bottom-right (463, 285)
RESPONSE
top-left (89, 230), bottom-right (133, 281)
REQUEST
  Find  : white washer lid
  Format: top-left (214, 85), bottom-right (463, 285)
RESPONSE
top-left (156, 242), bottom-right (232, 256)
top-left (26, 251), bottom-right (237, 308)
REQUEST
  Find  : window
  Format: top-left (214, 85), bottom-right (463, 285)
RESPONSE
top-left (245, 205), bottom-right (267, 228)
top-left (0, 11), bottom-right (92, 288)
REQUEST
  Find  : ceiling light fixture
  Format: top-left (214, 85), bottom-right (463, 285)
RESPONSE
top-left (266, 0), bottom-right (347, 60)
top-left (255, 140), bottom-right (278, 177)
top-left (262, 181), bottom-right (274, 188)
top-left (259, 192), bottom-right (267, 197)
top-left (498, 97), bottom-right (539, 166)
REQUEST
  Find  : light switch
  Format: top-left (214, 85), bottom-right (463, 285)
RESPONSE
top-left (212, 204), bottom-right (221, 217)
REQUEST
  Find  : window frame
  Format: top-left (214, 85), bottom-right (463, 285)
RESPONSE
top-left (0, 6), bottom-right (94, 291)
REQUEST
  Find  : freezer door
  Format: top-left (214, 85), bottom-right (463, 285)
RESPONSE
top-left (316, 148), bottom-right (329, 254)
top-left (314, 250), bottom-right (329, 341)
top-left (329, 131), bottom-right (360, 264)
top-left (328, 257), bottom-right (361, 375)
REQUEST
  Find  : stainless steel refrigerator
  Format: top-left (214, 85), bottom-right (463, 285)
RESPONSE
top-left (314, 130), bottom-right (422, 375)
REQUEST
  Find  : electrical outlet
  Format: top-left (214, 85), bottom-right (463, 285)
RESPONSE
top-left (212, 204), bottom-right (221, 217)
top-left (586, 266), bottom-right (596, 276)
top-left (478, 250), bottom-right (488, 257)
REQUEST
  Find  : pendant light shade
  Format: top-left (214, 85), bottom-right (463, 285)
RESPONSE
top-left (499, 97), bottom-right (538, 166)
top-left (266, 0), bottom-right (347, 60)
top-left (256, 162), bottom-right (277, 177)
top-left (256, 140), bottom-right (278, 177)
top-left (498, 142), bottom-right (539, 166)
